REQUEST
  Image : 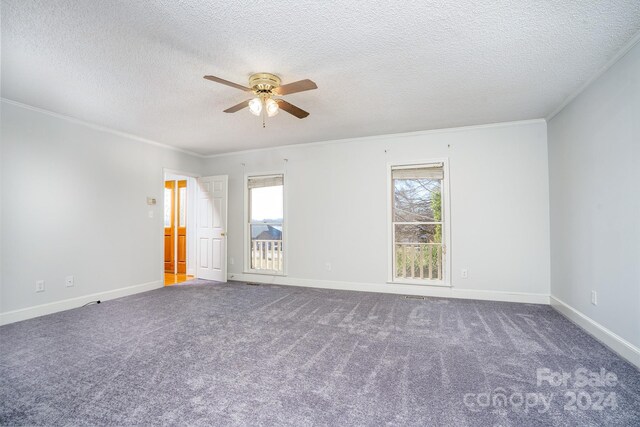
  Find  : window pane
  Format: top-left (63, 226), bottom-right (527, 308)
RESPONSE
top-left (250, 185), bottom-right (283, 222)
top-left (391, 165), bottom-right (445, 282)
top-left (164, 187), bottom-right (172, 227)
top-left (394, 225), bottom-right (443, 280)
top-left (250, 224), bottom-right (283, 271)
top-left (248, 175), bottom-right (284, 272)
top-left (394, 224), bottom-right (441, 244)
top-left (251, 224), bottom-right (282, 240)
top-left (393, 178), bottom-right (442, 222)
top-left (395, 243), bottom-right (443, 280)
top-left (179, 187), bottom-right (186, 227)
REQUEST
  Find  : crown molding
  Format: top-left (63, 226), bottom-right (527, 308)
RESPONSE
top-left (2, 97), bottom-right (545, 158)
top-left (546, 29), bottom-right (640, 121)
top-left (203, 118), bottom-right (547, 159)
top-left (1, 98), bottom-right (206, 158)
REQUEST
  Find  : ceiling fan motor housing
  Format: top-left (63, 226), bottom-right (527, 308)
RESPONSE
top-left (249, 73), bottom-right (281, 94)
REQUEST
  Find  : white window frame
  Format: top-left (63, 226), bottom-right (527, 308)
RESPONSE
top-left (387, 158), bottom-right (451, 287)
top-left (243, 171), bottom-right (287, 276)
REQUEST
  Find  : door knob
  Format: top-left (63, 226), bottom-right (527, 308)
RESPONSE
top-left (220, 232), bottom-right (226, 236)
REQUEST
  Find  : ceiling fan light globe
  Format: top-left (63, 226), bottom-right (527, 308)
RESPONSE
top-left (248, 98), bottom-right (262, 116)
top-left (266, 98), bottom-right (279, 117)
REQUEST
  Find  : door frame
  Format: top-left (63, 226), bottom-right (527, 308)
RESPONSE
top-left (161, 168), bottom-right (200, 282)
top-left (164, 180), bottom-right (177, 273)
top-left (386, 158), bottom-right (452, 287)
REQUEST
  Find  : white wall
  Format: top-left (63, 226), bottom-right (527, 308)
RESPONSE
top-left (0, 101), bottom-right (203, 318)
top-left (548, 40), bottom-right (640, 349)
top-left (204, 120), bottom-right (550, 301)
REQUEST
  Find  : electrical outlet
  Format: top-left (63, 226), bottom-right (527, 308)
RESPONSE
top-left (229, 257), bottom-right (235, 265)
top-left (65, 275), bottom-right (74, 288)
top-left (324, 262), bottom-right (332, 271)
top-left (36, 280), bottom-right (45, 293)
top-left (591, 291), bottom-right (597, 306)
top-left (461, 269), bottom-right (468, 279)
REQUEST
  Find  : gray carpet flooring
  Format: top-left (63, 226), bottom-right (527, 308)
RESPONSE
top-left (1, 280), bottom-right (639, 426)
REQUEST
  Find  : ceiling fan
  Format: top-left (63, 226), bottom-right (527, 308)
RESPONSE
top-left (204, 73), bottom-right (317, 127)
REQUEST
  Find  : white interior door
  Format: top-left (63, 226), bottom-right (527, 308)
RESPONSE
top-left (196, 175), bottom-right (228, 281)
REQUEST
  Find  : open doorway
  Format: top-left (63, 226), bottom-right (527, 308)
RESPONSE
top-left (164, 172), bottom-right (196, 285)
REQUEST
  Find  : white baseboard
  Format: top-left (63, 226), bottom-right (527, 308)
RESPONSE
top-left (551, 296), bottom-right (640, 369)
top-left (229, 273), bottom-right (549, 305)
top-left (0, 280), bottom-right (164, 326)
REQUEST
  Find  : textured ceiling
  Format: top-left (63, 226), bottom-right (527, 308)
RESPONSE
top-left (2, 1), bottom-right (640, 155)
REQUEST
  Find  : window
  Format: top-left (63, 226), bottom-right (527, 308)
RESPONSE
top-left (164, 186), bottom-right (173, 228)
top-left (391, 163), bottom-right (447, 284)
top-left (178, 184), bottom-right (187, 227)
top-left (247, 174), bottom-right (284, 273)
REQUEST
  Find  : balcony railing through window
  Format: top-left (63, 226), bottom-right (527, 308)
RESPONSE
top-left (251, 239), bottom-right (283, 272)
top-left (395, 243), bottom-right (442, 280)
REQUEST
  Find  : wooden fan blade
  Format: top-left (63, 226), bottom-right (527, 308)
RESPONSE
top-left (223, 99), bottom-right (251, 113)
top-left (272, 79), bottom-right (317, 96)
top-left (276, 99), bottom-right (309, 119)
top-left (204, 75), bottom-right (252, 92)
